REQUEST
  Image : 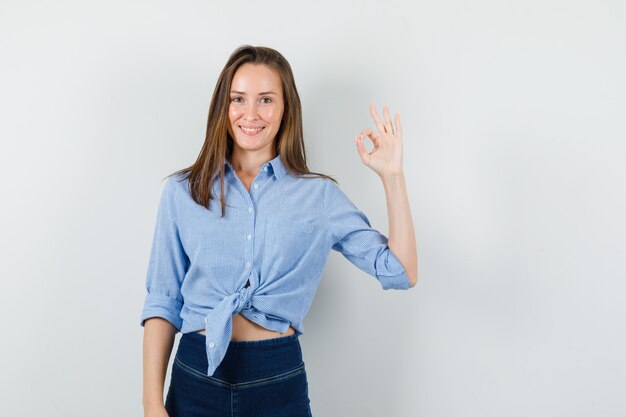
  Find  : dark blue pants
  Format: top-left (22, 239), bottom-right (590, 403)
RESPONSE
top-left (165, 331), bottom-right (313, 417)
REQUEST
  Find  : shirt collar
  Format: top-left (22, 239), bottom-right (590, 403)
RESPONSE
top-left (224, 153), bottom-right (287, 180)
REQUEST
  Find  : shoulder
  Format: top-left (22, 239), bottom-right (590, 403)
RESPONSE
top-left (319, 176), bottom-right (345, 199)
top-left (165, 172), bottom-right (189, 190)
top-left (162, 172), bottom-right (190, 205)
top-left (291, 174), bottom-right (333, 191)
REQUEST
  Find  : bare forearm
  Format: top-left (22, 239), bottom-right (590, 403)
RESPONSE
top-left (381, 172), bottom-right (418, 286)
top-left (143, 317), bottom-right (176, 408)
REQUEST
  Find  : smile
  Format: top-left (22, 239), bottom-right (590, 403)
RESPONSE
top-left (240, 126), bottom-right (265, 136)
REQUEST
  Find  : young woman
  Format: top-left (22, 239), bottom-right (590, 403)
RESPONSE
top-left (140, 45), bottom-right (417, 417)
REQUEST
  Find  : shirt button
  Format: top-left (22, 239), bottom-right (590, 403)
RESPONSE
top-left (253, 183), bottom-right (259, 189)
top-left (209, 342), bottom-right (215, 348)
top-left (263, 167), bottom-right (268, 171)
top-left (245, 261), bottom-right (251, 267)
top-left (248, 207), bottom-right (253, 213)
top-left (246, 234), bottom-right (252, 240)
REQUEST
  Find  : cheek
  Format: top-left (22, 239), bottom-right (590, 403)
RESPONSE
top-left (263, 108), bottom-right (281, 125)
top-left (229, 107), bottom-right (241, 122)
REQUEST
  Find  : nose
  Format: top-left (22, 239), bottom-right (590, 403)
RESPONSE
top-left (243, 100), bottom-right (259, 121)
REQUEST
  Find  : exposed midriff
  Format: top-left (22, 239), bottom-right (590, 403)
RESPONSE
top-left (197, 312), bottom-right (296, 341)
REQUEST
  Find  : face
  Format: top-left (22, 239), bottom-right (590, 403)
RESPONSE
top-left (228, 63), bottom-right (284, 156)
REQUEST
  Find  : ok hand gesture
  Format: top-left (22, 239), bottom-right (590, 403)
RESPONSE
top-left (355, 102), bottom-right (404, 178)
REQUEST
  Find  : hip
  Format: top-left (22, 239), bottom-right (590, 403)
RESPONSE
top-left (174, 329), bottom-right (305, 385)
top-left (166, 331), bottom-right (312, 416)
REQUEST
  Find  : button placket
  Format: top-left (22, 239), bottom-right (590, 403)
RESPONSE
top-left (244, 175), bottom-right (260, 273)
top-left (240, 164), bottom-right (270, 277)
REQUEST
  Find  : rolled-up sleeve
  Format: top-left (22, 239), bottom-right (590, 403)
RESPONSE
top-left (139, 176), bottom-right (189, 331)
top-left (322, 179), bottom-right (411, 290)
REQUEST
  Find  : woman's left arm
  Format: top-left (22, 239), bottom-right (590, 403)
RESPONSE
top-left (355, 102), bottom-right (418, 286)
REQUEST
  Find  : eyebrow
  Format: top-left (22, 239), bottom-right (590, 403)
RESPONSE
top-left (230, 90), bottom-right (278, 96)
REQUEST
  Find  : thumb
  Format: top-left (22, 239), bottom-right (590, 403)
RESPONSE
top-left (355, 135), bottom-right (368, 161)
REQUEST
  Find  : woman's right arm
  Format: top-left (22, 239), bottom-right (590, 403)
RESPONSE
top-left (140, 177), bottom-right (189, 415)
top-left (143, 317), bottom-right (176, 416)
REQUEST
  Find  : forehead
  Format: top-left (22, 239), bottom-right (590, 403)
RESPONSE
top-left (230, 63), bottom-right (282, 93)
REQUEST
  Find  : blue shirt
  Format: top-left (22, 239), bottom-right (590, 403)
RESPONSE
top-left (139, 153), bottom-right (412, 376)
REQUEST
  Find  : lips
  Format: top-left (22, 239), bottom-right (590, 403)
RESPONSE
top-left (239, 125), bottom-right (265, 135)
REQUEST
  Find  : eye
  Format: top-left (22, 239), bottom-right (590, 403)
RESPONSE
top-left (260, 97), bottom-right (272, 104)
top-left (231, 96), bottom-right (243, 103)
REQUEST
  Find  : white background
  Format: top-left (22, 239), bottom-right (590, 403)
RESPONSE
top-left (1, 1), bottom-right (625, 416)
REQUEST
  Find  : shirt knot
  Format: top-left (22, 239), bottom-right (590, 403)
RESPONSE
top-left (237, 286), bottom-right (253, 312)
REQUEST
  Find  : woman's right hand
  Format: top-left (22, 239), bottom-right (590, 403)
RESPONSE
top-left (143, 404), bottom-right (170, 417)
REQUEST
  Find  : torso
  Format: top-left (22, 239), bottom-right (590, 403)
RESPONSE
top-left (196, 168), bottom-right (296, 341)
top-left (197, 312), bottom-right (296, 340)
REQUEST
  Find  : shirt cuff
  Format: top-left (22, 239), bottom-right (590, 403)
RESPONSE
top-left (376, 247), bottom-right (412, 290)
top-left (139, 292), bottom-right (184, 331)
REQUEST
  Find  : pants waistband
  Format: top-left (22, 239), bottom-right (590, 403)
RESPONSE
top-left (175, 331), bottom-right (303, 384)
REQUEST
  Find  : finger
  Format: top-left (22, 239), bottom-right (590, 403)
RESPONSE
top-left (383, 105), bottom-right (394, 135)
top-left (360, 128), bottom-right (377, 140)
top-left (360, 128), bottom-right (381, 148)
top-left (369, 102), bottom-right (386, 136)
top-left (395, 113), bottom-right (402, 138)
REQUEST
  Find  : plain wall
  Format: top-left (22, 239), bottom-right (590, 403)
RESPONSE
top-left (1, 1), bottom-right (625, 416)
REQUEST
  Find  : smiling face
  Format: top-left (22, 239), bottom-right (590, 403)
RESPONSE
top-left (228, 63), bottom-right (284, 157)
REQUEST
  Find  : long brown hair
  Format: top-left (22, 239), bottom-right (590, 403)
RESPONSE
top-left (167, 44), bottom-right (337, 217)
